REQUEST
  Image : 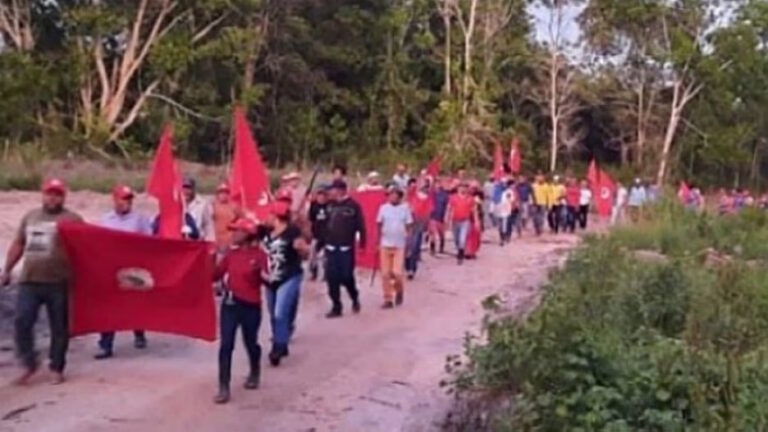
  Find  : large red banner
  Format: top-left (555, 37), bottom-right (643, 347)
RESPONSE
top-left (351, 190), bottom-right (387, 270)
top-left (587, 160), bottom-right (616, 218)
top-left (59, 223), bottom-right (216, 341)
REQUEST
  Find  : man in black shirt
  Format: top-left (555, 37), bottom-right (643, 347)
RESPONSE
top-left (324, 180), bottom-right (366, 318)
top-left (308, 186), bottom-right (330, 280)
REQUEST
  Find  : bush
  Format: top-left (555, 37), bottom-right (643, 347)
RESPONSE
top-left (445, 210), bottom-right (768, 431)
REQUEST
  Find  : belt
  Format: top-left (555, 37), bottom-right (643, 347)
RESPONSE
top-left (325, 245), bottom-right (351, 252)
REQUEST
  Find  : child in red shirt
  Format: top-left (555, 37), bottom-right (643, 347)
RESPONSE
top-left (212, 218), bottom-right (268, 404)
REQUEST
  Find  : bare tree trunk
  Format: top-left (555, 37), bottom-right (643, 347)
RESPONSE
top-left (455, 0), bottom-right (478, 115)
top-left (636, 77), bottom-right (645, 167)
top-left (442, 8), bottom-right (452, 96)
top-left (657, 83), bottom-right (682, 186)
top-left (0, 0), bottom-right (34, 51)
top-left (549, 48), bottom-right (559, 172)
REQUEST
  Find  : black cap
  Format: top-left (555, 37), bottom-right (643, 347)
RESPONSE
top-left (331, 179), bottom-right (347, 190)
top-left (182, 176), bottom-right (196, 189)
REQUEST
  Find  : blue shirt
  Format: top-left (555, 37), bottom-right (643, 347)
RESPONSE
top-left (628, 186), bottom-right (647, 207)
top-left (151, 213), bottom-right (201, 240)
top-left (516, 182), bottom-right (532, 203)
top-left (492, 182), bottom-right (506, 205)
top-left (99, 210), bottom-right (153, 235)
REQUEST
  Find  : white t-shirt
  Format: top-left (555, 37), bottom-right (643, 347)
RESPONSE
top-left (615, 187), bottom-right (628, 207)
top-left (495, 189), bottom-right (516, 218)
top-left (579, 188), bottom-right (592, 206)
top-left (377, 203), bottom-right (413, 249)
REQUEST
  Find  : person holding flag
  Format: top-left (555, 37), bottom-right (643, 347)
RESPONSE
top-left (93, 184), bottom-right (153, 360)
top-left (2, 179), bottom-right (83, 385)
top-left (182, 177), bottom-right (214, 241)
top-left (212, 217), bottom-right (268, 404)
top-left (405, 179), bottom-right (432, 279)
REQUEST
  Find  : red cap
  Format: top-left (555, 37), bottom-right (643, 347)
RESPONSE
top-left (112, 184), bottom-right (135, 200)
top-left (42, 178), bottom-right (67, 195)
top-left (276, 188), bottom-right (293, 203)
top-left (216, 183), bottom-right (230, 193)
top-left (228, 217), bottom-right (257, 234)
top-left (269, 200), bottom-right (291, 218)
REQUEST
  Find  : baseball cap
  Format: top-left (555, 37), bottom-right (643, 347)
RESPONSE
top-left (42, 178), bottom-right (67, 195)
top-left (228, 217), bottom-right (257, 234)
top-left (367, 171), bottom-right (380, 179)
top-left (112, 184), bottom-right (135, 200)
top-left (331, 179), bottom-right (347, 190)
top-left (282, 171), bottom-right (300, 182)
top-left (182, 177), bottom-right (196, 189)
top-left (216, 182), bottom-right (230, 193)
top-left (276, 188), bottom-right (293, 203)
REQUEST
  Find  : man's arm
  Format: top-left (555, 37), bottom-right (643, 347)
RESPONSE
top-left (202, 201), bottom-right (215, 241)
top-left (356, 203), bottom-right (367, 249)
top-left (2, 238), bottom-right (24, 287)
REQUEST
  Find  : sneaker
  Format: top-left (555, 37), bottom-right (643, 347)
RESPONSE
top-left (134, 337), bottom-right (147, 350)
top-left (381, 301), bottom-right (394, 309)
top-left (244, 373), bottom-right (260, 390)
top-left (93, 349), bottom-right (113, 360)
top-left (12, 366), bottom-right (38, 386)
top-left (325, 310), bottom-right (343, 319)
top-left (214, 386), bottom-right (230, 404)
top-left (395, 292), bottom-right (404, 306)
top-left (352, 302), bottom-right (361, 314)
top-left (50, 371), bottom-right (65, 385)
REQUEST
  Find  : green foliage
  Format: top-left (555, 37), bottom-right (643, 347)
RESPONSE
top-left (445, 207), bottom-right (768, 431)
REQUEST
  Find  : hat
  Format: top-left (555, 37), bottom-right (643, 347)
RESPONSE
top-left (330, 179), bottom-right (348, 190)
top-left (42, 178), bottom-right (67, 195)
top-left (282, 171), bottom-right (300, 182)
top-left (112, 184), bottom-right (135, 200)
top-left (216, 183), bottom-right (230, 193)
top-left (182, 177), bottom-right (196, 189)
top-left (276, 188), bottom-right (293, 203)
top-left (228, 217), bottom-right (257, 234)
top-left (367, 171), bottom-right (380, 179)
top-left (269, 200), bottom-right (291, 218)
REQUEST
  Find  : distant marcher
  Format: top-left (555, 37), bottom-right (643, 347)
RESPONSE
top-left (548, 175), bottom-right (565, 233)
top-left (94, 185), bottom-right (153, 360)
top-left (445, 183), bottom-right (478, 265)
top-left (332, 165), bottom-right (347, 183)
top-left (484, 176), bottom-right (498, 228)
top-left (564, 179), bottom-right (581, 233)
top-left (182, 177), bottom-right (214, 241)
top-left (308, 186), bottom-right (331, 281)
top-left (627, 178), bottom-right (647, 222)
top-left (2, 179), bottom-right (83, 385)
top-left (428, 178), bottom-right (450, 255)
top-left (531, 174), bottom-right (548, 236)
top-left (212, 218), bottom-right (268, 404)
top-left (377, 187), bottom-right (413, 308)
top-left (324, 180), bottom-right (366, 318)
top-left (515, 175), bottom-right (533, 231)
top-left (578, 180), bottom-right (592, 229)
top-left (212, 183), bottom-right (237, 250)
top-left (611, 182), bottom-right (628, 225)
top-left (392, 164), bottom-right (411, 190)
top-left (405, 180), bottom-right (431, 279)
top-left (495, 181), bottom-right (518, 245)
top-left (264, 201), bottom-right (309, 366)
top-left (357, 171), bottom-right (385, 192)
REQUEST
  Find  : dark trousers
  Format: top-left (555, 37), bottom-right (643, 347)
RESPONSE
top-left (531, 205), bottom-right (545, 235)
top-left (405, 221), bottom-right (425, 274)
top-left (98, 330), bottom-right (146, 352)
top-left (219, 298), bottom-right (262, 387)
top-left (578, 205), bottom-right (589, 229)
top-left (14, 282), bottom-right (68, 373)
top-left (325, 248), bottom-right (359, 313)
top-left (566, 205), bottom-right (578, 233)
top-left (548, 205), bottom-right (562, 233)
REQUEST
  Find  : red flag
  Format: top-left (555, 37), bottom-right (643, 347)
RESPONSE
top-left (509, 137), bottom-right (521, 174)
top-left (59, 223), bottom-right (216, 341)
top-left (146, 124), bottom-right (183, 239)
top-left (425, 156), bottom-right (441, 177)
top-left (230, 106), bottom-right (271, 221)
top-left (351, 190), bottom-right (388, 270)
top-left (677, 181), bottom-right (691, 204)
top-left (492, 140), bottom-right (504, 181)
top-left (587, 160), bottom-right (616, 218)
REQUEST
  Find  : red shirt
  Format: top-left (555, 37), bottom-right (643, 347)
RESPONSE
top-left (449, 194), bottom-right (475, 222)
top-left (566, 185), bottom-right (581, 207)
top-left (409, 192), bottom-right (433, 221)
top-left (214, 246), bottom-right (268, 304)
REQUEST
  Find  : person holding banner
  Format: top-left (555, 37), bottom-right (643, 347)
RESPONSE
top-left (212, 217), bottom-right (268, 404)
top-left (324, 180), bottom-right (366, 318)
top-left (1, 179), bottom-right (83, 385)
top-left (264, 201), bottom-right (309, 366)
top-left (93, 185), bottom-right (153, 360)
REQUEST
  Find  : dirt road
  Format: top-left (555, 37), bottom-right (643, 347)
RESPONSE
top-left (0, 192), bottom-right (579, 432)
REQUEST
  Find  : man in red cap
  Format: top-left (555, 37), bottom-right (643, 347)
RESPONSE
top-left (93, 184), bottom-right (153, 360)
top-left (1, 179), bottom-right (83, 385)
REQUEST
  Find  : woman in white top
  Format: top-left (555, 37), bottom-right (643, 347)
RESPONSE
top-left (578, 180), bottom-right (592, 229)
top-left (495, 181), bottom-right (517, 245)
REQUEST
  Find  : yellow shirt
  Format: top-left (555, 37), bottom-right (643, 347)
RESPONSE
top-left (532, 183), bottom-right (550, 206)
top-left (549, 184), bottom-right (566, 206)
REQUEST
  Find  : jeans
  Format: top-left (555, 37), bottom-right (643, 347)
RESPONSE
top-left (98, 330), bottom-right (146, 353)
top-left (566, 205), bottom-right (578, 233)
top-left (325, 248), bottom-right (359, 313)
top-left (405, 221), bottom-right (425, 274)
top-left (428, 219), bottom-right (446, 253)
top-left (14, 282), bottom-right (68, 372)
top-left (578, 205), bottom-right (589, 229)
top-left (452, 220), bottom-right (471, 252)
top-left (519, 202), bottom-right (530, 229)
top-left (548, 205), bottom-right (561, 233)
top-left (266, 274), bottom-right (302, 348)
top-left (219, 298), bottom-right (261, 387)
top-left (531, 205), bottom-right (545, 235)
top-left (309, 239), bottom-right (325, 280)
top-left (498, 215), bottom-right (511, 243)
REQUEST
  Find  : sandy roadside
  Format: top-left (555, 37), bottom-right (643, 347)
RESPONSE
top-left (0, 191), bottom-right (580, 432)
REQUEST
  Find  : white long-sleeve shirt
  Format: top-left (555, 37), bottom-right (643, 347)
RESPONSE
top-left (186, 196), bottom-right (214, 241)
